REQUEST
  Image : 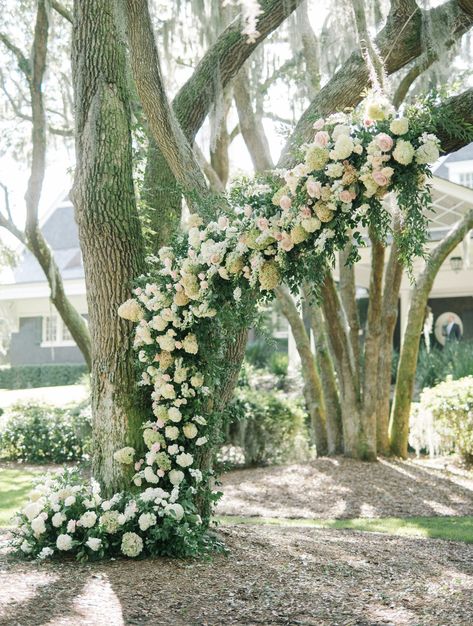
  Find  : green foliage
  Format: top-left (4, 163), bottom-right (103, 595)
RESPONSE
top-left (0, 403), bottom-right (91, 463)
top-left (416, 376), bottom-right (473, 463)
top-left (0, 364), bottom-right (88, 390)
top-left (415, 341), bottom-right (473, 391)
top-left (224, 386), bottom-right (308, 466)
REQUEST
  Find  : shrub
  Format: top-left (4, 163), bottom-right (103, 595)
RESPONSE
top-left (268, 352), bottom-right (289, 377)
top-left (415, 341), bottom-right (473, 392)
top-left (223, 387), bottom-right (309, 466)
top-left (0, 402), bottom-right (92, 463)
top-left (0, 364), bottom-right (88, 390)
top-left (410, 376), bottom-right (473, 463)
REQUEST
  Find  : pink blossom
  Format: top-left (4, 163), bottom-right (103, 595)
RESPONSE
top-left (134, 461), bottom-right (142, 471)
top-left (162, 374), bottom-right (171, 382)
top-left (157, 469), bottom-right (165, 477)
top-left (372, 170), bottom-right (388, 186)
top-left (156, 418), bottom-right (165, 428)
top-left (376, 133), bottom-right (394, 152)
top-left (273, 231), bottom-right (283, 241)
top-left (200, 281), bottom-right (208, 289)
top-left (198, 272), bottom-right (205, 280)
top-left (151, 442), bottom-right (161, 452)
top-left (209, 253), bottom-right (221, 265)
top-left (339, 190), bottom-right (353, 203)
top-left (175, 341), bottom-right (182, 349)
top-left (199, 231), bottom-right (206, 241)
top-left (364, 119), bottom-right (374, 126)
top-left (218, 216), bottom-right (229, 230)
top-left (306, 179), bottom-right (322, 198)
top-left (257, 217), bottom-right (269, 231)
top-left (313, 118), bottom-right (325, 130)
top-left (314, 131), bottom-right (330, 148)
top-left (170, 271), bottom-right (178, 280)
top-left (279, 195), bottom-right (292, 211)
top-left (175, 282), bottom-right (183, 292)
top-left (244, 204), bottom-right (253, 217)
top-left (280, 234), bottom-right (294, 252)
top-left (300, 205), bottom-right (312, 218)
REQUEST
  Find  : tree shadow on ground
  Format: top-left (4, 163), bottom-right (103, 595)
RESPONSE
top-left (1, 524), bottom-right (473, 625)
top-left (217, 457), bottom-right (473, 520)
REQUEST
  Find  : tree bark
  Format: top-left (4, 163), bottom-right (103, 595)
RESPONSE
top-left (72, 0), bottom-right (147, 495)
top-left (390, 209), bottom-right (473, 458)
top-left (276, 286), bottom-right (328, 455)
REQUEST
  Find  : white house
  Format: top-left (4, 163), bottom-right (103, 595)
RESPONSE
top-left (0, 193), bottom-right (87, 365)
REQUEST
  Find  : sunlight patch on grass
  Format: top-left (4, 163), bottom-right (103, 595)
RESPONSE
top-left (218, 514), bottom-right (473, 543)
top-left (0, 468), bottom-right (41, 526)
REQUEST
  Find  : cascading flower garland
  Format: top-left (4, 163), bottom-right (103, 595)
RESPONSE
top-left (12, 97), bottom-right (441, 560)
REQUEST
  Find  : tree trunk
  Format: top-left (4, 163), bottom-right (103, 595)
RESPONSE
top-left (72, 0), bottom-right (147, 495)
top-left (276, 286), bottom-right (328, 455)
top-left (390, 210), bottom-right (473, 457)
top-left (306, 299), bottom-right (343, 454)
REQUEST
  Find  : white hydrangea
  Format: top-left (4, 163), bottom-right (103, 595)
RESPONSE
top-left (138, 512), bottom-right (157, 531)
top-left (165, 425), bottom-right (180, 440)
top-left (118, 298), bottom-right (144, 322)
top-left (86, 537), bottom-right (102, 552)
top-left (121, 532), bottom-right (143, 558)
top-left (415, 141), bottom-right (439, 164)
top-left (165, 503), bottom-right (185, 521)
top-left (113, 446), bottom-right (135, 464)
top-left (31, 516), bottom-right (46, 536)
top-left (37, 547), bottom-right (54, 559)
top-left (389, 117), bottom-right (409, 135)
top-left (79, 511), bottom-right (97, 529)
top-left (168, 407), bottom-right (182, 423)
top-left (393, 139), bottom-right (415, 165)
top-left (183, 423), bottom-right (198, 439)
top-left (56, 534), bottom-right (73, 551)
top-left (144, 466), bottom-right (160, 484)
top-left (51, 512), bottom-right (66, 528)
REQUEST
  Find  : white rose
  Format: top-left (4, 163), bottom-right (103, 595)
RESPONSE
top-left (176, 452), bottom-right (194, 468)
top-left (56, 534), bottom-right (73, 551)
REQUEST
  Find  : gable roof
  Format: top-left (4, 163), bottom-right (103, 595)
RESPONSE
top-left (11, 204), bottom-right (84, 284)
top-left (434, 142), bottom-right (473, 179)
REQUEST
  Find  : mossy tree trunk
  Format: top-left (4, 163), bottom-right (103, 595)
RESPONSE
top-left (72, 0), bottom-right (147, 495)
top-left (390, 209), bottom-right (473, 458)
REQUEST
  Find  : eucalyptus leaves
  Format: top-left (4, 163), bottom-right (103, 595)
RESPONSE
top-left (12, 97), bottom-right (440, 560)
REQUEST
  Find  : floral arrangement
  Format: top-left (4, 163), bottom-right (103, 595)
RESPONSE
top-left (12, 97), bottom-right (441, 560)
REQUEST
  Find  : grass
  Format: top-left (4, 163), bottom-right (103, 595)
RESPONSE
top-left (0, 468), bottom-right (42, 526)
top-left (218, 514), bottom-right (473, 543)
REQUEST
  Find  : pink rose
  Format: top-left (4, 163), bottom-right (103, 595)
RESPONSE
top-left (376, 133), bottom-right (394, 152)
top-left (273, 231), bottom-right (283, 241)
top-left (218, 216), bottom-right (229, 230)
top-left (364, 119), bottom-right (374, 126)
top-left (279, 195), bottom-right (292, 211)
top-left (155, 418), bottom-right (165, 428)
top-left (151, 442), bottom-right (161, 452)
top-left (198, 272), bottom-right (205, 280)
top-left (372, 170), bottom-right (388, 186)
top-left (339, 190), bottom-right (353, 203)
top-left (306, 179), bottom-right (322, 198)
top-left (300, 205), bottom-right (312, 218)
top-left (257, 217), bottom-right (269, 231)
top-left (279, 234), bottom-right (294, 252)
top-left (210, 253), bottom-right (221, 265)
top-left (314, 131), bottom-right (330, 148)
top-left (313, 118), bottom-right (325, 130)
top-left (134, 461), bottom-right (142, 471)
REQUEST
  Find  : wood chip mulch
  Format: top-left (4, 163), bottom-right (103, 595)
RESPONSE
top-left (217, 456), bottom-right (473, 519)
top-left (1, 524), bottom-right (472, 625)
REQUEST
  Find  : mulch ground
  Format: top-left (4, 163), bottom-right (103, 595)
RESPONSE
top-left (1, 456), bottom-right (472, 625)
top-left (217, 456), bottom-right (473, 519)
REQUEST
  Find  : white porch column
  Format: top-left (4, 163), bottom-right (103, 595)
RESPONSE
top-left (399, 289), bottom-right (412, 347)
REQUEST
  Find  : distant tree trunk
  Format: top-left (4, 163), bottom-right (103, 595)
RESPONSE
top-left (390, 210), bottom-right (473, 457)
top-left (276, 286), bottom-right (328, 455)
top-left (306, 300), bottom-right (344, 454)
top-left (72, 0), bottom-right (147, 495)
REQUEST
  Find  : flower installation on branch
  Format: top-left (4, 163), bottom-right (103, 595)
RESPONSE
top-left (12, 97), bottom-right (441, 560)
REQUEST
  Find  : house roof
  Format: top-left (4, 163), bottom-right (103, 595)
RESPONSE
top-left (434, 142), bottom-right (473, 179)
top-left (11, 204), bottom-right (84, 284)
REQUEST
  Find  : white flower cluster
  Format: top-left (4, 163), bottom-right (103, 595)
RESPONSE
top-left (15, 96), bottom-right (439, 561)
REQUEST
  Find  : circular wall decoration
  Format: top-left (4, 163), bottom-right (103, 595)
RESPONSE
top-left (435, 311), bottom-right (463, 346)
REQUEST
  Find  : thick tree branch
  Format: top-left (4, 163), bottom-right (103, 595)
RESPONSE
top-left (338, 243), bottom-right (361, 372)
top-left (124, 0), bottom-right (211, 210)
top-left (0, 33), bottom-right (30, 77)
top-left (434, 88), bottom-right (473, 153)
top-left (51, 0), bottom-right (73, 24)
top-left (278, 0), bottom-right (473, 165)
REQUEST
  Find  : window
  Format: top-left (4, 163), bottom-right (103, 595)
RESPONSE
top-left (42, 316), bottom-right (76, 347)
top-left (459, 172), bottom-right (473, 189)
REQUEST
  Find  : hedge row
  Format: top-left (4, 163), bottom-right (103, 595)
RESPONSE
top-left (0, 364), bottom-right (88, 389)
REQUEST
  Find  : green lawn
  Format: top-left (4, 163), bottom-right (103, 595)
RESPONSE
top-left (0, 468), bottom-right (42, 526)
top-left (218, 514), bottom-right (473, 543)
